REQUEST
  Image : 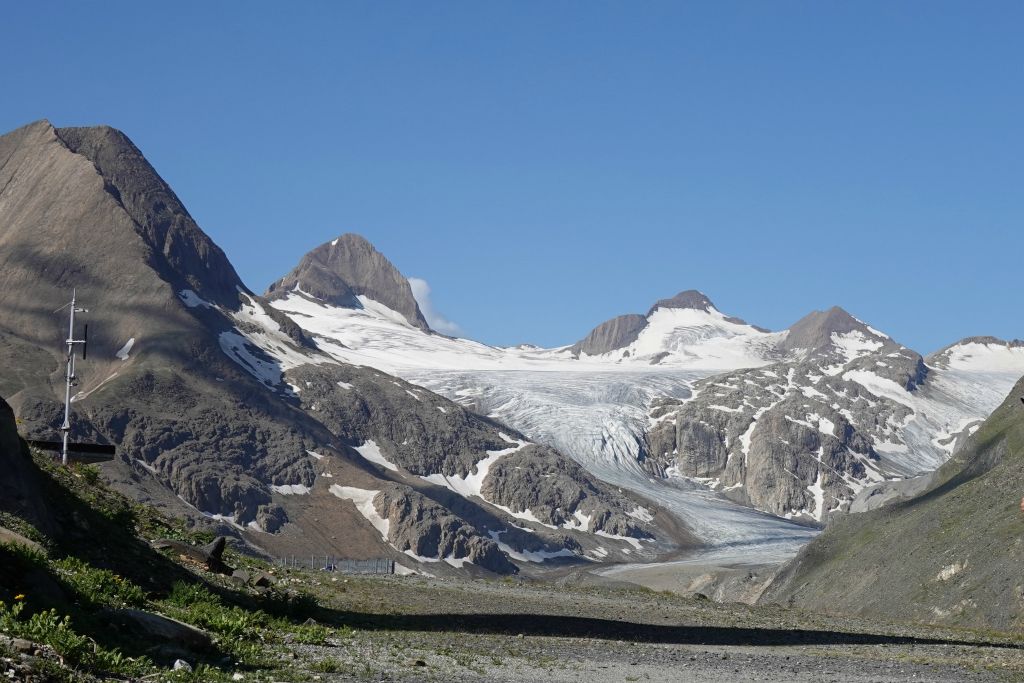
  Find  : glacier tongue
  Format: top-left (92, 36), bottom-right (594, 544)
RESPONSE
top-left (406, 369), bottom-right (699, 481)
top-left (266, 289), bottom-right (1024, 568)
top-left (269, 291), bottom-right (821, 563)
top-left (404, 368), bottom-right (819, 560)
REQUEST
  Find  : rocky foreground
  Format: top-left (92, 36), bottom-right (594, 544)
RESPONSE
top-left (238, 571), bottom-right (1024, 682)
top-left (2, 425), bottom-right (1021, 683)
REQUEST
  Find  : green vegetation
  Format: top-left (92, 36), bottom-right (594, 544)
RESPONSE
top-left (0, 450), bottom-right (351, 681)
top-left (0, 597), bottom-right (151, 678)
top-left (763, 376), bottom-right (1024, 630)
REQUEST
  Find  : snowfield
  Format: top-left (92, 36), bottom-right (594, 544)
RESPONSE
top-left (270, 291), bottom-right (1024, 567)
top-left (272, 292), bottom-right (821, 563)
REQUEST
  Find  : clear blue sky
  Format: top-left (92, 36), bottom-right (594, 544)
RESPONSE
top-left (3, 2), bottom-right (1021, 351)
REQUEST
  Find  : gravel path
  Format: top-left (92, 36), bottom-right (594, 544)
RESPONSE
top-left (267, 573), bottom-right (1024, 682)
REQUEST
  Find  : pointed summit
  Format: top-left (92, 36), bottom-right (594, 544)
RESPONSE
top-left (571, 289), bottom-right (768, 357)
top-left (646, 290), bottom-right (716, 316)
top-left (647, 290), bottom-right (765, 330)
top-left (780, 306), bottom-right (881, 354)
top-left (0, 119), bottom-right (253, 365)
top-left (53, 123), bottom-right (246, 309)
top-left (266, 233), bottom-right (430, 331)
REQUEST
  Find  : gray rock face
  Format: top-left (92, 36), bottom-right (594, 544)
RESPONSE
top-left (266, 233), bottom-right (429, 331)
top-left (53, 125), bottom-right (245, 310)
top-left (372, 483), bottom-right (517, 574)
top-left (0, 396), bottom-right (52, 533)
top-left (644, 320), bottom-right (930, 523)
top-left (760, 376), bottom-right (1024, 629)
top-left (482, 444), bottom-right (653, 538)
top-left (0, 120), bottom-right (669, 573)
top-left (646, 290), bottom-right (716, 315)
top-left (570, 314), bottom-right (647, 357)
top-left (285, 363), bottom-right (508, 478)
top-left (780, 306), bottom-right (873, 355)
top-left (570, 290), bottom-right (766, 357)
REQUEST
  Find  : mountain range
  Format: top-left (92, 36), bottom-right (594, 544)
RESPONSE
top-left (2, 119), bottom-right (1023, 596)
top-left (0, 120), bottom-right (669, 576)
top-left (265, 239), bottom-right (1024, 545)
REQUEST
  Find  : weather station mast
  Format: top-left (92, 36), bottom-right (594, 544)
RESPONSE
top-left (58, 289), bottom-right (88, 466)
top-left (24, 290), bottom-right (115, 465)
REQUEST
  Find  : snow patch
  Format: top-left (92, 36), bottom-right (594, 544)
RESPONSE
top-left (329, 486), bottom-right (389, 540)
top-left (134, 459), bottom-right (157, 475)
top-left (355, 440), bottom-right (399, 472)
top-left (421, 433), bottom-right (529, 500)
top-left (115, 338), bottom-right (135, 360)
top-left (832, 331), bottom-right (884, 362)
top-left (842, 370), bottom-right (914, 407)
top-left (71, 372), bottom-right (119, 403)
top-left (594, 530), bottom-right (643, 550)
top-left (941, 342), bottom-right (1024, 373)
top-left (488, 530), bottom-right (577, 563)
top-left (627, 506), bottom-right (655, 523)
top-left (271, 484), bottom-right (311, 495)
top-left (220, 292), bottom-right (329, 389)
top-left (178, 289), bottom-right (213, 308)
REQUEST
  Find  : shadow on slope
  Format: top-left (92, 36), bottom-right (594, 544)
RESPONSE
top-left (328, 610), bottom-right (1021, 650)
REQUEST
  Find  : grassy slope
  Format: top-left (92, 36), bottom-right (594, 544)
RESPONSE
top-left (762, 376), bottom-right (1024, 630)
top-left (6, 447), bottom-right (1024, 682)
top-left (0, 450), bottom-right (335, 682)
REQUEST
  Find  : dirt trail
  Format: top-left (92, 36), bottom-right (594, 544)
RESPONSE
top-left (273, 572), bottom-right (1024, 682)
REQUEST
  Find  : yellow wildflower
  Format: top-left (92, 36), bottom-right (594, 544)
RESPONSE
top-left (13, 594), bottom-right (25, 601)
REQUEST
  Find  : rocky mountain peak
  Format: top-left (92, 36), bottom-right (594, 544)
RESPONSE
top-left (926, 336), bottom-right (1024, 368)
top-left (0, 119), bottom-right (671, 575)
top-left (570, 313), bottom-right (647, 357)
top-left (51, 122), bottom-right (247, 309)
top-left (646, 290), bottom-right (716, 316)
top-left (570, 289), bottom-right (770, 357)
top-left (779, 306), bottom-right (879, 354)
top-left (266, 233), bottom-right (430, 331)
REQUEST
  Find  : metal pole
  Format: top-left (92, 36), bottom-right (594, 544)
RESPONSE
top-left (61, 290), bottom-right (77, 466)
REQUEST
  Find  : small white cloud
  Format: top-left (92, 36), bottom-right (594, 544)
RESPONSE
top-left (408, 277), bottom-right (462, 336)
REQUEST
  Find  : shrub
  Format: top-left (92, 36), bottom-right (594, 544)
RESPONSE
top-left (0, 600), bottom-right (151, 676)
top-left (52, 556), bottom-right (147, 608)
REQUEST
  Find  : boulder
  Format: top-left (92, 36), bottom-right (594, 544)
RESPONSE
top-left (103, 608), bottom-right (212, 650)
top-left (152, 536), bottom-right (233, 575)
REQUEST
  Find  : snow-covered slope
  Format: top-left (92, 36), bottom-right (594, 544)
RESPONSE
top-left (268, 239), bottom-right (1024, 566)
top-left (271, 288), bottom-right (783, 374)
top-left (270, 288), bottom-right (822, 562)
top-left (646, 320), bottom-right (1024, 523)
top-left (576, 305), bottom-right (784, 370)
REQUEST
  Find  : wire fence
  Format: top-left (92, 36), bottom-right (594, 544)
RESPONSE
top-left (276, 556), bottom-right (395, 574)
